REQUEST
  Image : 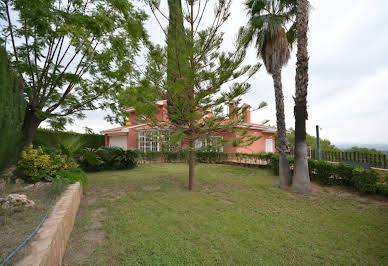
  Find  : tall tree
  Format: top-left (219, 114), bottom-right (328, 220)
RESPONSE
top-left (114, 0), bottom-right (263, 191)
top-left (0, 0), bottom-right (147, 149)
top-left (292, 0), bottom-right (311, 193)
top-left (241, 0), bottom-right (296, 188)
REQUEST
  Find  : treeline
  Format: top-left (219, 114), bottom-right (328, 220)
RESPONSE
top-left (287, 129), bottom-right (387, 157)
top-left (287, 128), bottom-right (340, 152)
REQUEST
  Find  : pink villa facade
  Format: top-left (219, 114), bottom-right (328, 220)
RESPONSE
top-left (100, 100), bottom-right (277, 153)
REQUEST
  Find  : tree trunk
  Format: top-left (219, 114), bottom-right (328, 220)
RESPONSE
top-left (272, 70), bottom-right (292, 188)
top-left (188, 139), bottom-right (195, 191)
top-left (21, 106), bottom-right (42, 150)
top-left (292, 0), bottom-right (311, 194)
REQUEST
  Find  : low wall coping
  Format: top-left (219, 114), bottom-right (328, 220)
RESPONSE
top-left (16, 182), bottom-right (82, 266)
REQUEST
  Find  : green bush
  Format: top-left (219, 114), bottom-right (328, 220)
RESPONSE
top-left (48, 166), bottom-right (88, 196)
top-left (165, 151), bottom-right (188, 162)
top-left (314, 160), bottom-right (336, 185)
top-left (335, 163), bottom-right (356, 186)
top-left (140, 151), bottom-right (163, 162)
top-left (351, 168), bottom-right (379, 194)
top-left (17, 145), bottom-right (68, 183)
top-left (196, 151), bottom-right (228, 163)
top-left (52, 166), bottom-right (88, 188)
top-left (268, 153), bottom-right (279, 175)
top-left (77, 147), bottom-right (138, 171)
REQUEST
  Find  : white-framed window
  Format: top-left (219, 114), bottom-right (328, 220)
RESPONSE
top-left (195, 136), bottom-right (223, 152)
top-left (138, 129), bottom-right (175, 152)
top-left (265, 138), bottom-right (273, 153)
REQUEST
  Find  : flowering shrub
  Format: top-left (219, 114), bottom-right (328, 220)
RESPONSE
top-left (18, 145), bottom-right (67, 183)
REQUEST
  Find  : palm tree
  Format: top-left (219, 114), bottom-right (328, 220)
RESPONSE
top-left (242, 0), bottom-right (296, 188)
top-left (292, 0), bottom-right (311, 193)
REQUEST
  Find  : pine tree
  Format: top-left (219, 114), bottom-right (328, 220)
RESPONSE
top-left (113, 0), bottom-right (264, 190)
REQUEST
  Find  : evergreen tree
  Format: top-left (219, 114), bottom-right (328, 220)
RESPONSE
top-left (114, 0), bottom-right (264, 190)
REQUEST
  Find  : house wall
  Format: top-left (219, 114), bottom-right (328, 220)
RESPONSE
top-left (221, 132), bottom-right (238, 153)
top-left (127, 129), bottom-right (139, 149)
top-left (234, 129), bottom-right (276, 154)
top-left (105, 128), bottom-right (275, 153)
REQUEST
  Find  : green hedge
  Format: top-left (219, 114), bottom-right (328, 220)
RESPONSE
top-left (308, 159), bottom-right (386, 194)
top-left (135, 151), bottom-right (388, 196)
top-left (33, 128), bottom-right (104, 149)
top-left (0, 46), bottom-right (26, 172)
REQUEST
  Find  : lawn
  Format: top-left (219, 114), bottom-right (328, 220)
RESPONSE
top-left (63, 163), bottom-right (388, 265)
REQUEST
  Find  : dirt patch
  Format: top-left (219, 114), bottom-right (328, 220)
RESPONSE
top-left (143, 185), bottom-right (161, 191)
top-left (219, 199), bottom-right (234, 205)
top-left (0, 182), bottom-right (53, 264)
top-left (311, 182), bottom-right (388, 206)
top-left (62, 197), bottom-right (107, 265)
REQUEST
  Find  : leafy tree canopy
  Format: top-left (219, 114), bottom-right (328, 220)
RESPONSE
top-left (0, 0), bottom-right (148, 146)
top-left (286, 128), bottom-right (340, 152)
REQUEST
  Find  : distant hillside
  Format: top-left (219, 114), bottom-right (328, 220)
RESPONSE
top-left (335, 143), bottom-right (388, 153)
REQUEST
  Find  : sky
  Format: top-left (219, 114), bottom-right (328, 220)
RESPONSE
top-left (58, 0), bottom-right (388, 145)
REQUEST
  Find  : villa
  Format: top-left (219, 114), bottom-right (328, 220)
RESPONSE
top-left (100, 100), bottom-right (277, 153)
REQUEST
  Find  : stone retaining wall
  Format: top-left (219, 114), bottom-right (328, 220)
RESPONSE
top-left (16, 182), bottom-right (82, 266)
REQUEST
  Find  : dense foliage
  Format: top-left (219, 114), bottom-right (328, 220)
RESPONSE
top-left (17, 145), bottom-right (68, 183)
top-left (33, 128), bottom-right (104, 150)
top-left (0, 0), bottom-right (148, 149)
top-left (308, 160), bottom-right (386, 194)
top-left (0, 46), bottom-right (26, 172)
top-left (77, 147), bottom-right (139, 172)
top-left (287, 128), bottom-right (340, 152)
top-left (51, 166), bottom-right (88, 188)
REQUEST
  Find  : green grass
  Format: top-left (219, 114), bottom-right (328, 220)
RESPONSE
top-left (65, 163), bottom-right (388, 265)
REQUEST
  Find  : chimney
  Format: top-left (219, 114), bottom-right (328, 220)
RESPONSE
top-left (228, 100), bottom-right (238, 121)
top-left (243, 103), bottom-right (251, 124)
top-left (127, 109), bottom-right (137, 124)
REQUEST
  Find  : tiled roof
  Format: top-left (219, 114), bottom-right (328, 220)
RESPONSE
top-left (100, 124), bottom-right (147, 134)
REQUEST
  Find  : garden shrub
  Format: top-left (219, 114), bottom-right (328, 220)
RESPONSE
top-left (52, 166), bottom-right (88, 187)
top-left (77, 147), bottom-right (138, 171)
top-left (313, 160), bottom-right (336, 185)
top-left (17, 145), bottom-right (67, 182)
top-left (268, 153), bottom-right (279, 175)
top-left (140, 151), bottom-right (163, 162)
top-left (165, 151), bottom-right (188, 162)
top-left (351, 168), bottom-right (379, 194)
top-left (48, 167), bottom-right (88, 196)
top-left (196, 151), bottom-right (228, 163)
top-left (335, 163), bottom-right (356, 186)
